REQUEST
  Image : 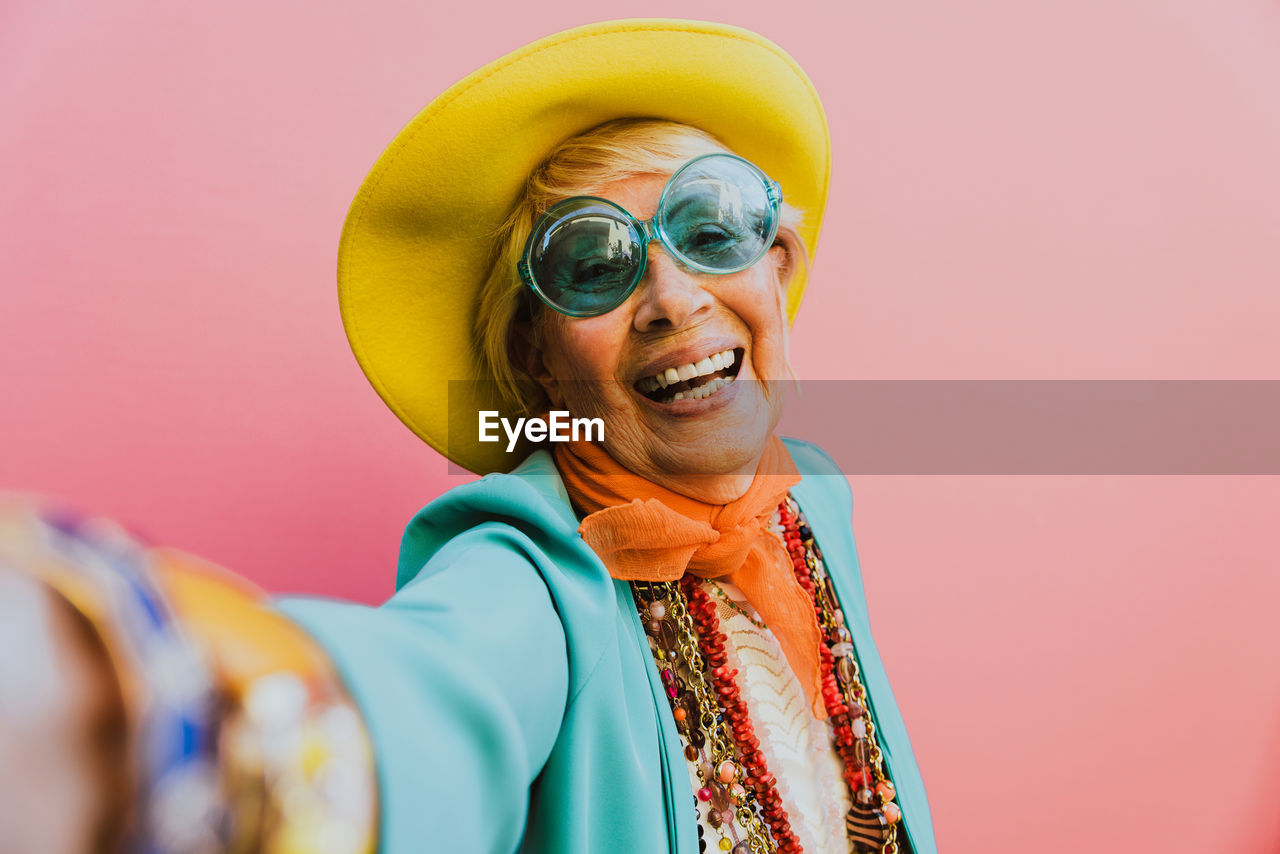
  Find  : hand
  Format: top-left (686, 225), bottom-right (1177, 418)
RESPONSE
top-left (0, 570), bottom-right (132, 854)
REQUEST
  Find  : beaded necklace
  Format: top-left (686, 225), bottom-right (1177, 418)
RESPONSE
top-left (631, 495), bottom-right (907, 854)
top-left (707, 580), bottom-right (768, 630)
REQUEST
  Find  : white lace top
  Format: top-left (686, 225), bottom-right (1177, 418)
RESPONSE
top-left (685, 580), bottom-right (853, 853)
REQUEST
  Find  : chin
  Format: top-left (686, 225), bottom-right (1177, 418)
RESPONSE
top-left (649, 425), bottom-right (775, 479)
top-left (670, 390), bottom-right (781, 473)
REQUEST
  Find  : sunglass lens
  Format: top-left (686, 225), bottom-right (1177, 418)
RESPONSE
top-left (661, 156), bottom-right (775, 272)
top-left (527, 200), bottom-right (643, 316)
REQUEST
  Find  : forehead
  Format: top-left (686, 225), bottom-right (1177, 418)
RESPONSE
top-left (589, 172), bottom-right (671, 222)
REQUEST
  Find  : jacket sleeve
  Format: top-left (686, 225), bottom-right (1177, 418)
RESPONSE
top-left (275, 524), bottom-right (569, 854)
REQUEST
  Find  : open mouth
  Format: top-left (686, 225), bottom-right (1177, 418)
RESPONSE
top-left (634, 348), bottom-right (744, 404)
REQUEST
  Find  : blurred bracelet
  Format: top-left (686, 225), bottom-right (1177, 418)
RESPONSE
top-left (0, 496), bottom-right (377, 854)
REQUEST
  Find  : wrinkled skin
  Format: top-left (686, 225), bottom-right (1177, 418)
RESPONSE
top-left (527, 172), bottom-right (800, 504)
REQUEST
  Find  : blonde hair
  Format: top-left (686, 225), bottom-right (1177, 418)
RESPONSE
top-left (474, 118), bottom-right (805, 417)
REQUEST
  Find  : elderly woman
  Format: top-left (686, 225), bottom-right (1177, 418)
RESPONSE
top-left (0, 19), bottom-right (934, 854)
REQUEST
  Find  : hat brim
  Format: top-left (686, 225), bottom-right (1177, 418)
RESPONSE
top-left (339, 19), bottom-right (830, 474)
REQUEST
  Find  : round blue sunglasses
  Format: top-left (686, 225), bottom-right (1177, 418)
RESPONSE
top-left (517, 153), bottom-right (783, 317)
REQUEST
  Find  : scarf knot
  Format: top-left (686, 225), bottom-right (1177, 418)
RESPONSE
top-left (554, 437), bottom-right (827, 719)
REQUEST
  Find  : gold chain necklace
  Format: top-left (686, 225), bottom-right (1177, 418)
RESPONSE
top-left (632, 495), bottom-right (908, 854)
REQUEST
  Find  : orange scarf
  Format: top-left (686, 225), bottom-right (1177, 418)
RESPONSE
top-left (553, 436), bottom-right (827, 719)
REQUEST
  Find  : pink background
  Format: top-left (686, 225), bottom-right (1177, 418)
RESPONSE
top-left (4, 1), bottom-right (1279, 851)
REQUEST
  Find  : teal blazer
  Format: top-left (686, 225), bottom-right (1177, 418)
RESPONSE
top-left (278, 439), bottom-right (936, 854)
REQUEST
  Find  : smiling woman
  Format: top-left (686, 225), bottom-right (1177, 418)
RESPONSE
top-left (0, 18), bottom-right (936, 854)
top-left (278, 18), bottom-right (937, 854)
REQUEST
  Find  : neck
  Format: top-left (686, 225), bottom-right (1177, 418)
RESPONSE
top-left (553, 437), bottom-right (793, 517)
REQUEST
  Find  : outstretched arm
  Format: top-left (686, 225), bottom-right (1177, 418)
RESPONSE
top-left (276, 527), bottom-right (569, 854)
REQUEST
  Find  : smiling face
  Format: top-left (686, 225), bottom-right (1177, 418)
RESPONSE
top-left (527, 171), bottom-right (798, 502)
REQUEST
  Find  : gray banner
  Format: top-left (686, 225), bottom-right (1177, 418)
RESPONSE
top-left (448, 381), bottom-right (1280, 475)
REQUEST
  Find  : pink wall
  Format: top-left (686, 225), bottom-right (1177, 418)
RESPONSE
top-left (4, 1), bottom-right (1279, 851)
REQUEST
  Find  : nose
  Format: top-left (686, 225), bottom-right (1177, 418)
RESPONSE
top-left (632, 247), bottom-right (715, 332)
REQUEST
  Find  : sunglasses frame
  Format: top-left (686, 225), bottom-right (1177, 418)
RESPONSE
top-left (517, 153), bottom-right (783, 318)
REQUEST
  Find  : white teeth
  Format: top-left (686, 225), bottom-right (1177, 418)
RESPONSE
top-left (639, 347), bottom-right (740, 402)
top-left (657, 371), bottom-right (736, 404)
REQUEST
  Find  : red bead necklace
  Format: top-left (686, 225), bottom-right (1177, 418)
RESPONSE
top-left (683, 576), bottom-right (803, 852)
top-left (633, 495), bottom-right (907, 854)
top-left (777, 497), bottom-right (905, 852)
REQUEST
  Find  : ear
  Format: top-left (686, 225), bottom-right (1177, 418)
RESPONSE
top-left (770, 227), bottom-right (803, 291)
top-left (768, 230), bottom-right (801, 371)
top-left (511, 314), bottom-right (563, 410)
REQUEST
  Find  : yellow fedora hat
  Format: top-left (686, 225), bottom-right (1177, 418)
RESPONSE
top-left (339, 19), bottom-right (830, 474)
